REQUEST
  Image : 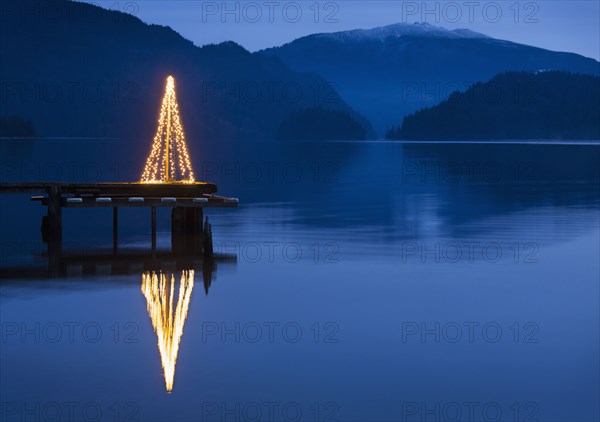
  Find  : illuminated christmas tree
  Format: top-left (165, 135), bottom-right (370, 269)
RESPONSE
top-left (141, 75), bottom-right (196, 183)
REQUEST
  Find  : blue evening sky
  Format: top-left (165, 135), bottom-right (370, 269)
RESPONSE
top-left (84, 1), bottom-right (599, 60)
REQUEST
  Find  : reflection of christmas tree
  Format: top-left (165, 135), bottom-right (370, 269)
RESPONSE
top-left (141, 76), bottom-right (196, 183)
top-left (141, 270), bottom-right (195, 392)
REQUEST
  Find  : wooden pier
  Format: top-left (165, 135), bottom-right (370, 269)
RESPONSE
top-left (0, 182), bottom-right (238, 257)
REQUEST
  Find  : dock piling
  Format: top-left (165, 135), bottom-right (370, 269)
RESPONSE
top-left (47, 186), bottom-right (62, 242)
top-left (171, 207), bottom-right (204, 255)
top-left (151, 207), bottom-right (157, 255)
top-left (113, 207), bottom-right (118, 255)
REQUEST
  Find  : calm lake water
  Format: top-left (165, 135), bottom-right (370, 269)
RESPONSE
top-left (1, 140), bottom-right (599, 422)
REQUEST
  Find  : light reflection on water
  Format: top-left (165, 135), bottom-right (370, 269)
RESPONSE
top-left (141, 270), bottom-right (195, 392)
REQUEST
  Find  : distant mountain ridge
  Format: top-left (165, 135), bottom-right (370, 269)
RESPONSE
top-left (387, 71), bottom-right (600, 141)
top-left (262, 22), bottom-right (600, 136)
top-left (0, 0), bottom-right (370, 144)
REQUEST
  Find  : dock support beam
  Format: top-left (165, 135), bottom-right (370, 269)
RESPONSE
top-left (171, 207), bottom-right (205, 255)
top-left (151, 207), bottom-right (157, 255)
top-left (46, 186), bottom-right (62, 276)
top-left (47, 186), bottom-right (62, 242)
top-left (113, 207), bottom-right (118, 255)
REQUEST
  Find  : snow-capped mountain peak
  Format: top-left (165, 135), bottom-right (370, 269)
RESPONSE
top-left (314, 22), bottom-right (490, 42)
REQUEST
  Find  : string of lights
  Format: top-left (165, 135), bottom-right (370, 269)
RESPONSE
top-left (141, 76), bottom-right (196, 183)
